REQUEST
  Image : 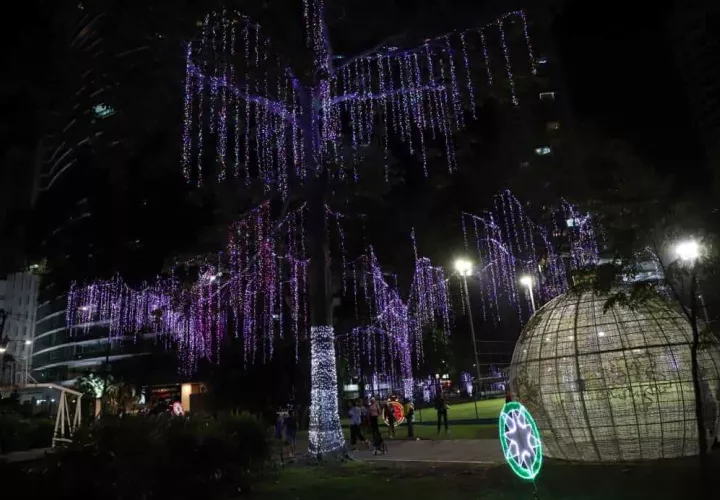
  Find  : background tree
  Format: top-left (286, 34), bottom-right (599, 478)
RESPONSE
top-left (559, 131), bottom-right (720, 462)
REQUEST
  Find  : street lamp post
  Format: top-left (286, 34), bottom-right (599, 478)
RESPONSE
top-left (520, 275), bottom-right (536, 314)
top-left (454, 259), bottom-right (482, 418)
top-left (674, 239), bottom-right (710, 458)
top-left (0, 339), bottom-right (33, 386)
top-left (675, 240), bottom-right (711, 323)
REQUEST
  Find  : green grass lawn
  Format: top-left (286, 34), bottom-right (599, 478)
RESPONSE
top-left (296, 424), bottom-right (498, 444)
top-left (298, 399), bottom-right (504, 445)
top-left (417, 399), bottom-right (505, 421)
top-left (339, 398), bottom-right (505, 426)
top-left (254, 459), bottom-right (713, 499)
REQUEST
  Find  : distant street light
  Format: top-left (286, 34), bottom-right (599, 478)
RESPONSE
top-left (675, 240), bottom-right (701, 263)
top-left (520, 275), bottom-right (537, 313)
top-left (453, 258), bottom-right (482, 414)
top-left (0, 338), bottom-right (33, 385)
top-left (454, 258), bottom-right (473, 277)
top-left (675, 239), bottom-right (709, 323)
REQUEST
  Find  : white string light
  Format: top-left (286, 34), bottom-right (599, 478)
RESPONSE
top-left (308, 325), bottom-right (346, 456)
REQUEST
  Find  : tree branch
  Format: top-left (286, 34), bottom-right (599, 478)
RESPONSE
top-left (333, 31), bottom-right (408, 74)
top-left (329, 83), bottom-right (445, 106)
top-left (189, 64), bottom-right (295, 123)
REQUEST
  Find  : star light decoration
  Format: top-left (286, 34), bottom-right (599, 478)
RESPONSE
top-left (461, 190), bottom-right (599, 323)
top-left (498, 401), bottom-right (543, 481)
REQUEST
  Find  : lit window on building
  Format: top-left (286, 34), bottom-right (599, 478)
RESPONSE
top-left (534, 146), bottom-right (552, 156)
top-left (546, 121), bottom-right (560, 131)
top-left (539, 92), bottom-right (555, 101)
top-left (93, 104), bottom-right (115, 118)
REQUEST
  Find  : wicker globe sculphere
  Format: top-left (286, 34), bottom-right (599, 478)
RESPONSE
top-left (509, 290), bottom-right (720, 462)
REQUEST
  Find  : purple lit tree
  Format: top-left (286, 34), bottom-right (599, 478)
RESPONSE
top-left (178, 1), bottom-right (537, 456)
top-left (337, 243), bottom-right (451, 402)
top-left (460, 190), bottom-right (599, 322)
top-left (64, 2), bottom-right (538, 456)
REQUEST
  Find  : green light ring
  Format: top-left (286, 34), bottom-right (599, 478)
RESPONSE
top-left (498, 401), bottom-right (543, 480)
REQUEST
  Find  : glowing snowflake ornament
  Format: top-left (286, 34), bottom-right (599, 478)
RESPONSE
top-left (499, 402), bottom-right (543, 480)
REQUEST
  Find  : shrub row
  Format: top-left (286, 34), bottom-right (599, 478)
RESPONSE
top-left (19, 413), bottom-right (270, 499)
top-left (0, 415), bottom-right (54, 453)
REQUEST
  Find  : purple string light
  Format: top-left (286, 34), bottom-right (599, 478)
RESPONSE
top-left (66, 202), bottom-right (311, 374)
top-left (460, 191), bottom-right (599, 321)
top-left (181, 8), bottom-right (536, 191)
top-left (335, 242), bottom-right (453, 400)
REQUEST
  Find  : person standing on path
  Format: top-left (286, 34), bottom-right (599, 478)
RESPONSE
top-left (404, 398), bottom-right (415, 439)
top-left (384, 399), bottom-right (396, 439)
top-left (284, 409), bottom-right (298, 457)
top-left (368, 397), bottom-right (381, 443)
top-left (348, 400), bottom-right (368, 450)
top-left (435, 393), bottom-right (449, 434)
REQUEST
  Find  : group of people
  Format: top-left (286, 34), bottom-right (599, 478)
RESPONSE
top-left (347, 397), bottom-right (416, 449)
top-left (347, 394), bottom-right (451, 450)
top-left (275, 393), bottom-right (452, 456)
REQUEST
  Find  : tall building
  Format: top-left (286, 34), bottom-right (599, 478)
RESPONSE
top-left (670, 0), bottom-right (720, 173)
top-left (0, 272), bottom-right (39, 388)
top-left (28, 4), bottom-right (185, 385)
top-left (31, 7), bottom-right (123, 290)
top-left (32, 295), bottom-right (167, 385)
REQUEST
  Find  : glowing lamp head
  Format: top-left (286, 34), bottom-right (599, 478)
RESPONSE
top-left (675, 240), bottom-right (700, 263)
top-left (0, 346), bottom-right (6, 353)
top-left (25, 340), bottom-right (32, 346)
top-left (454, 258), bottom-right (473, 277)
top-left (520, 275), bottom-right (533, 287)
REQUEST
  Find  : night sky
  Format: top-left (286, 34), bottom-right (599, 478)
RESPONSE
top-left (556, 0), bottom-right (704, 177)
top-left (0, 0), bottom-right (709, 275)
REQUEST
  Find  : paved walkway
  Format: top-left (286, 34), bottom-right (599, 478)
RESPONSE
top-left (0, 448), bottom-right (51, 464)
top-left (293, 438), bottom-right (503, 465)
top-left (353, 439), bottom-right (504, 464)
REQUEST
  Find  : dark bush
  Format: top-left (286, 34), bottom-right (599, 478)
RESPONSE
top-left (18, 413), bottom-right (270, 499)
top-left (0, 414), bottom-right (54, 453)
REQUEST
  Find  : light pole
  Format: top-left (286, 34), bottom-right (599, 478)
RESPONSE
top-left (520, 275), bottom-right (536, 314)
top-left (674, 238), bottom-right (710, 458)
top-left (0, 339), bottom-right (33, 386)
top-left (675, 240), bottom-right (710, 322)
top-left (454, 259), bottom-right (482, 416)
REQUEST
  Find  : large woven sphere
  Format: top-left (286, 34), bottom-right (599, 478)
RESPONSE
top-left (509, 290), bottom-right (720, 461)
